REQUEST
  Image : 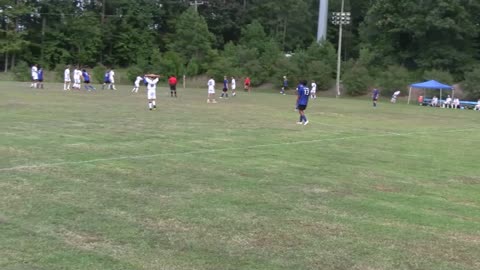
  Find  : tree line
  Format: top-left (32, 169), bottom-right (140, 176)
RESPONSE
top-left (1, 0), bottom-right (480, 98)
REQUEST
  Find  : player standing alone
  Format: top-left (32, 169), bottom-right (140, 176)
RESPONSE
top-left (372, 88), bottom-right (380, 107)
top-left (310, 80), bottom-right (317, 99)
top-left (231, 77), bottom-right (236, 96)
top-left (30, 64), bottom-right (38, 88)
top-left (281, 76), bottom-right (288, 95)
top-left (221, 76), bottom-right (229, 99)
top-left (244, 77), bottom-right (251, 93)
top-left (296, 80), bottom-right (310, 125)
top-left (145, 74), bottom-right (160, 110)
top-left (207, 76), bottom-right (217, 103)
top-left (64, 65), bottom-right (71, 91)
top-left (168, 75), bottom-right (178, 97)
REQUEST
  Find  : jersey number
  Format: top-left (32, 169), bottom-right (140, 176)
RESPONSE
top-left (304, 88), bottom-right (310, 95)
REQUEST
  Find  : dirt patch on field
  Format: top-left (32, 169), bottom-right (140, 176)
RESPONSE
top-left (142, 218), bottom-right (191, 233)
top-left (456, 176), bottom-right (480, 185)
top-left (373, 184), bottom-right (401, 193)
top-left (0, 214), bottom-right (8, 224)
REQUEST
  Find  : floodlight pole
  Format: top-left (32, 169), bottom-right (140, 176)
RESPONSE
top-left (335, 0), bottom-right (345, 97)
top-left (317, 0), bottom-right (329, 42)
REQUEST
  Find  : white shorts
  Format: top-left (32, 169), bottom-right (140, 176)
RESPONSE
top-left (74, 77), bottom-right (81, 84)
top-left (64, 77), bottom-right (71, 82)
top-left (208, 87), bottom-right (215, 94)
top-left (232, 85), bottom-right (236, 90)
top-left (134, 82), bottom-right (140, 88)
top-left (148, 90), bottom-right (156, 100)
top-left (311, 89), bottom-right (316, 94)
top-left (110, 78), bottom-right (115, 83)
top-left (32, 74), bottom-right (38, 80)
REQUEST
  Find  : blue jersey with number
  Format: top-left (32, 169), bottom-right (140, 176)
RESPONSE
top-left (104, 72), bottom-right (110, 82)
top-left (223, 79), bottom-right (228, 89)
top-left (283, 79), bottom-right (288, 87)
top-left (38, 69), bottom-right (43, 80)
top-left (297, 84), bottom-right (310, 106)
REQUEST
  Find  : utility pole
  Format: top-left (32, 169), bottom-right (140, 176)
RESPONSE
top-left (189, 0), bottom-right (206, 12)
top-left (317, 0), bottom-right (328, 42)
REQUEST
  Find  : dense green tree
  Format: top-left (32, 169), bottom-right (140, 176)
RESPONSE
top-left (168, 7), bottom-right (215, 75)
top-left (0, 0), bottom-right (32, 71)
top-left (360, 0), bottom-right (480, 75)
top-left (462, 67), bottom-right (480, 99)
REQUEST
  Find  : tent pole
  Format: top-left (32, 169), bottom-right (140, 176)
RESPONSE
top-left (440, 89), bottom-right (442, 107)
top-left (408, 87), bottom-right (412, 104)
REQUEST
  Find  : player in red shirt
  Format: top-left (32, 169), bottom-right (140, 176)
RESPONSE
top-left (244, 77), bottom-right (251, 93)
top-left (168, 75), bottom-right (178, 97)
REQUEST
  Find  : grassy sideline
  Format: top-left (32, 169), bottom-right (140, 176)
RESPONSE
top-left (0, 81), bottom-right (479, 270)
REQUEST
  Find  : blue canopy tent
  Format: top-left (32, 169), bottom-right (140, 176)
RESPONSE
top-left (408, 80), bottom-right (454, 104)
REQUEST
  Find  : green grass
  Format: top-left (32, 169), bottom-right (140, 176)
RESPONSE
top-left (1, 81), bottom-right (479, 270)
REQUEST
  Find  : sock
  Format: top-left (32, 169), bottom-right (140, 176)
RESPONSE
top-left (152, 101), bottom-right (156, 108)
top-left (64, 83), bottom-right (67, 90)
top-left (148, 102), bottom-right (152, 110)
top-left (299, 116), bottom-right (303, 122)
top-left (303, 115), bottom-right (307, 122)
top-left (174, 91), bottom-right (177, 97)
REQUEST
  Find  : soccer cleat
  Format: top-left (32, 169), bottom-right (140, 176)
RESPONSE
top-left (207, 99), bottom-right (211, 103)
top-left (296, 122), bottom-right (303, 125)
top-left (212, 100), bottom-right (217, 103)
top-left (304, 120), bottom-right (309, 125)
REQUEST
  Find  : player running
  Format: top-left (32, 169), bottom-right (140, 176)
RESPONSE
top-left (109, 68), bottom-right (117, 90)
top-left (132, 75), bottom-right (143, 93)
top-left (220, 76), bottom-right (229, 99)
top-left (296, 80), bottom-right (310, 125)
top-left (82, 69), bottom-right (95, 91)
top-left (37, 67), bottom-right (44, 89)
top-left (244, 77), bottom-right (251, 93)
top-left (102, 70), bottom-right (111, 89)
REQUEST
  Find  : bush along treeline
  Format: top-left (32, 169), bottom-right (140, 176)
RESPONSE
top-left (2, 0), bottom-right (480, 98)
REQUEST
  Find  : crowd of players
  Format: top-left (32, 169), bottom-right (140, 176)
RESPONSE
top-left (29, 64), bottom-right (330, 124)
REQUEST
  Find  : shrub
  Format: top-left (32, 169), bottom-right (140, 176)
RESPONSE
top-left (462, 67), bottom-right (480, 99)
top-left (343, 62), bottom-right (372, 96)
top-left (12, 61), bottom-right (31, 82)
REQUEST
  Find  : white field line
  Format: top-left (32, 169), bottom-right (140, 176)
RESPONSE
top-left (0, 128), bottom-right (475, 172)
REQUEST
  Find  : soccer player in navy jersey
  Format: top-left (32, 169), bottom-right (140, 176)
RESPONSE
top-left (102, 70), bottom-right (110, 89)
top-left (372, 88), bottom-right (380, 107)
top-left (82, 69), bottom-right (95, 91)
top-left (37, 67), bottom-right (44, 89)
top-left (281, 76), bottom-right (288, 95)
top-left (220, 76), bottom-right (229, 98)
top-left (296, 80), bottom-right (310, 125)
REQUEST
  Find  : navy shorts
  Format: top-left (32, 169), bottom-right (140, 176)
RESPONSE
top-left (298, 104), bottom-right (307, 110)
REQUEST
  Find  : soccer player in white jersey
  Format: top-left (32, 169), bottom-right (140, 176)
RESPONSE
top-left (72, 66), bottom-right (82, 90)
top-left (109, 68), bottom-right (117, 90)
top-left (231, 76), bottom-right (236, 96)
top-left (132, 75), bottom-right (143, 93)
top-left (145, 74), bottom-right (159, 110)
top-left (30, 64), bottom-right (38, 88)
top-left (207, 76), bottom-right (217, 103)
top-left (64, 65), bottom-right (71, 91)
top-left (310, 80), bottom-right (317, 99)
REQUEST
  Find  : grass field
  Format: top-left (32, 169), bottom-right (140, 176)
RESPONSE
top-left (1, 81), bottom-right (479, 270)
